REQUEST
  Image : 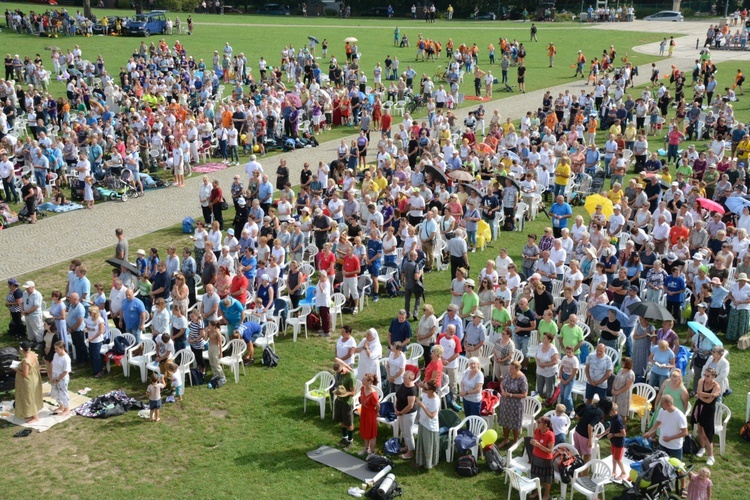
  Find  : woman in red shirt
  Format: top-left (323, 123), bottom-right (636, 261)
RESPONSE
top-left (209, 179), bottom-right (224, 230)
top-left (419, 345), bottom-right (444, 390)
top-left (530, 416), bottom-right (555, 500)
top-left (667, 125), bottom-right (685, 165)
top-left (317, 242), bottom-right (336, 277)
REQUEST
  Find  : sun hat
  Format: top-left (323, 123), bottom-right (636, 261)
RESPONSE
top-left (21, 281), bottom-right (34, 289)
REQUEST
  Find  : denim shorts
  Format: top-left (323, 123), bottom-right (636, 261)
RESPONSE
top-left (585, 383), bottom-right (607, 401)
top-left (513, 334), bottom-right (530, 357)
top-left (149, 399), bottom-right (162, 410)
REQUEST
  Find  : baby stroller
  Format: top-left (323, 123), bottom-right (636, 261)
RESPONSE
top-left (100, 169), bottom-right (139, 201)
top-left (17, 204), bottom-right (46, 223)
top-left (614, 451), bottom-right (692, 500)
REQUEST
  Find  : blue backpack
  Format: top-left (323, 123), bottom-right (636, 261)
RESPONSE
top-left (182, 217), bottom-right (195, 234)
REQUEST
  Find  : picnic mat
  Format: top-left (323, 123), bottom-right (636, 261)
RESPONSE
top-left (193, 162), bottom-right (229, 173)
top-left (0, 383), bottom-right (91, 433)
top-left (38, 202), bottom-right (84, 213)
top-left (307, 445), bottom-right (374, 481)
top-left (464, 95), bottom-right (487, 101)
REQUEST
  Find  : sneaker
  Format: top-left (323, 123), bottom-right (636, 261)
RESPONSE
top-left (337, 438), bottom-right (350, 447)
top-left (696, 447), bottom-right (706, 458)
top-left (373, 295), bottom-right (379, 303)
top-left (352, 308), bottom-right (358, 315)
top-left (706, 456), bottom-right (715, 466)
top-left (343, 440), bottom-right (354, 451)
top-left (243, 358), bottom-right (255, 366)
top-left (358, 448), bottom-right (369, 456)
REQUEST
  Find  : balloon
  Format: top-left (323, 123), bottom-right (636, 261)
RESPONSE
top-left (480, 429), bottom-right (498, 448)
top-left (668, 457), bottom-right (685, 470)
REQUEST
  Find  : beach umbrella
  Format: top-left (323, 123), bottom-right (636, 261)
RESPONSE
top-left (308, 35), bottom-right (319, 43)
top-left (344, 37), bottom-right (358, 43)
top-left (695, 197), bottom-right (725, 215)
top-left (687, 321), bottom-right (723, 347)
top-left (448, 169), bottom-right (475, 182)
top-left (725, 196), bottom-right (750, 215)
top-left (590, 304), bottom-right (630, 325)
top-left (584, 193), bottom-right (614, 218)
top-left (627, 302), bottom-right (674, 322)
top-left (105, 258), bottom-right (140, 277)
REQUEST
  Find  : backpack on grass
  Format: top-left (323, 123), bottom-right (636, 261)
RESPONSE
top-left (307, 312), bottom-right (321, 331)
top-left (262, 346), bottom-right (279, 367)
top-left (484, 444), bottom-right (506, 472)
top-left (456, 455), bottom-right (479, 477)
top-left (366, 454), bottom-right (394, 472)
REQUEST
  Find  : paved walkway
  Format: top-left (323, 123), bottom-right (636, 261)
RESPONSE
top-left (0, 20), bottom-right (737, 280)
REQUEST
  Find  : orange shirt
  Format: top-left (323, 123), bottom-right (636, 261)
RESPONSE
top-left (669, 225), bottom-right (689, 245)
top-left (587, 119), bottom-right (598, 133)
top-left (547, 45), bottom-right (556, 56)
top-left (222, 110), bottom-right (233, 128)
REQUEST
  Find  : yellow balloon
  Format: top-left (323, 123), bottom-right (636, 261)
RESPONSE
top-left (481, 429), bottom-right (498, 448)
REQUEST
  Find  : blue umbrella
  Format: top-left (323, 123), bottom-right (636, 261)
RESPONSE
top-left (590, 304), bottom-right (630, 326)
top-left (725, 196), bottom-right (750, 216)
top-left (687, 321), bottom-right (723, 347)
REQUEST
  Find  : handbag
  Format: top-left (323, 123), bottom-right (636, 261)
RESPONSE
top-left (220, 198), bottom-right (229, 211)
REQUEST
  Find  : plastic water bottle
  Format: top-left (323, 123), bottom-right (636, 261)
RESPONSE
top-left (207, 382), bottom-right (213, 389)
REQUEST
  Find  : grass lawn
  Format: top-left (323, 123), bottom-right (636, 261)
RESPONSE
top-left (4, 7), bottom-right (750, 498)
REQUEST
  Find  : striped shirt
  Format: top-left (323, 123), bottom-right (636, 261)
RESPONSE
top-left (188, 319), bottom-right (206, 349)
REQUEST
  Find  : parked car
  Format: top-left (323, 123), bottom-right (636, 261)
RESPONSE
top-left (124, 11), bottom-right (168, 37)
top-left (256, 3), bottom-right (290, 15)
top-left (643, 10), bottom-right (683, 22)
top-left (92, 16), bottom-right (123, 35)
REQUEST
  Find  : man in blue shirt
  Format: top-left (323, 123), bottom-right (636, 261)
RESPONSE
top-left (150, 261), bottom-right (170, 302)
top-left (66, 292), bottom-right (87, 364)
top-left (71, 265), bottom-right (91, 306)
top-left (366, 229), bottom-right (383, 302)
top-left (120, 288), bottom-right (147, 343)
top-left (549, 195), bottom-right (572, 238)
top-left (388, 309), bottom-right (412, 347)
top-left (440, 304), bottom-right (464, 341)
top-left (258, 174), bottom-right (274, 215)
top-left (664, 267), bottom-right (686, 322)
top-left (235, 321), bottom-right (262, 365)
top-left (481, 190), bottom-right (500, 240)
top-left (584, 144), bottom-right (600, 177)
top-left (220, 297), bottom-right (244, 335)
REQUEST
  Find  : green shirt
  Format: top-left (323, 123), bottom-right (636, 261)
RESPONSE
top-left (703, 169), bottom-right (719, 187)
top-left (461, 292), bottom-right (480, 316)
top-left (138, 280), bottom-right (152, 297)
top-left (560, 324), bottom-right (584, 354)
top-left (338, 370), bottom-right (356, 406)
top-left (492, 307), bottom-right (511, 327)
top-left (676, 164), bottom-right (693, 178)
top-left (537, 319), bottom-right (558, 337)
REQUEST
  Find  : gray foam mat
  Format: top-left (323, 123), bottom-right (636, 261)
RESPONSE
top-left (307, 445), bottom-right (374, 481)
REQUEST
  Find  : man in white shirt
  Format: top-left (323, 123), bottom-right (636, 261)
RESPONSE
top-left (244, 154), bottom-right (263, 181)
top-left (608, 205), bottom-right (626, 239)
top-left (75, 150), bottom-right (90, 190)
top-left (0, 151), bottom-right (17, 203)
top-left (644, 394), bottom-right (689, 460)
top-left (407, 190), bottom-right (425, 226)
top-left (652, 215), bottom-right (671, 254)
top-left (549, 239), bottom-right (567, 281)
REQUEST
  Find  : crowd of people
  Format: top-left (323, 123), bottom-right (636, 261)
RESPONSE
top-left (1, 10), bottom-right (743, 496)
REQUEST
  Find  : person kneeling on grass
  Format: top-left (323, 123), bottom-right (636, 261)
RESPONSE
top-left (333, 359), bottom-right (356, 450)
top-left (146, 372), bottom-right (166, 422)
top-left (233, 321), bottom-right (262, 365)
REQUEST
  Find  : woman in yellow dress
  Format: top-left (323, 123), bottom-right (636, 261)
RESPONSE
top-left (14, 342), bottom-right (44, 423)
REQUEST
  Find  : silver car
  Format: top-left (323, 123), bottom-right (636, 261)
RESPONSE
top-left (643, 11), bottom-right (684, 22)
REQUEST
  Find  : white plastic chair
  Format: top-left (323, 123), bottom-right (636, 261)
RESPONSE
top-left (253, 321), bottom-right (279, 354)
top-left (630, 383), bottom-right (656, 433)
top-left (522, 397), bottom-right (542, 437)
top-left (569, 459), bottom-right (611, 500)
top-left (478, 342), bottom-right (494, 377)
top-left (393, 100), bottom-right (406, 116)
top-left (304, 371), bottom-right (335, 419)
top-left (376, 393), bottom-right (400, 437)
top-left (526, 330), bottom-right (540, 360)
top-left (220, 338), bottom-right (247, 383)
top-left (439, 374), bottom-right (451, 408)
top-left (571, 369), bottom-right (588, 401)
top-left (552, 443), bottom-right (579, 499)
top-left (506, 437), bottom-right (532, 478)
top-left (446, 415), bottom-right (488, 462)
top-left (456, 356), bottom-right (470, 384)
top-left (714, 402), bottom-right (731, 456)
top-left (514, 202), bottom-right (528, 231)
top-left (174, 348), bottom-right (196, 387)
top-left (405, 343), bottom-right (424, 367)
top-left (286, 305), bottom-right (311, 342)
top-left (125, 339), bottom-right (156, 383)
top-left (605, 345), bottom-right (620, 367)
top-left (331, 292), bottom-right (346, 331)
top-left (506, 468), bottom-right (542, 500)
top-left (481, 388), bottom-right (501, 428)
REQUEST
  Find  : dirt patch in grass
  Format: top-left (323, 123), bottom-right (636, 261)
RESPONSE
top-left (209, 409), bottom-right (227, 419)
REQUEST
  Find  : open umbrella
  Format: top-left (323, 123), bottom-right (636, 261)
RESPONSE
top-left (308, 35), bottom-right (320, 43)
top-left (423, 164), bottom-right (448, 185)
top-left (105, 258), bottom-right (140, 277)
top-left (344, 37), bottom-right (358, 43)
top-left (461, 183), bottom-right (483, 197)
top-left (584, 193), bottom-right (614, 218)
top-left (725, 196), bottom-right (750, 215)
top-left (687, 321), bottom-right (723, 347)
top-left (474, 142), bottom-right (494, 155)
top-left (590, 304), bottom-right (631, 326)
top-left (695, 197), bottom-right (725, 215)
top-left (627, 302), bottom-right (674, 322)
top-left (496, 174), bottom-right (521, 190)
top-left (284, 92), bottom-right (302, 108)
top-left (44, 46), bottom-right (62, 52)
top-left (448, 169), bottom-right (475, 182)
